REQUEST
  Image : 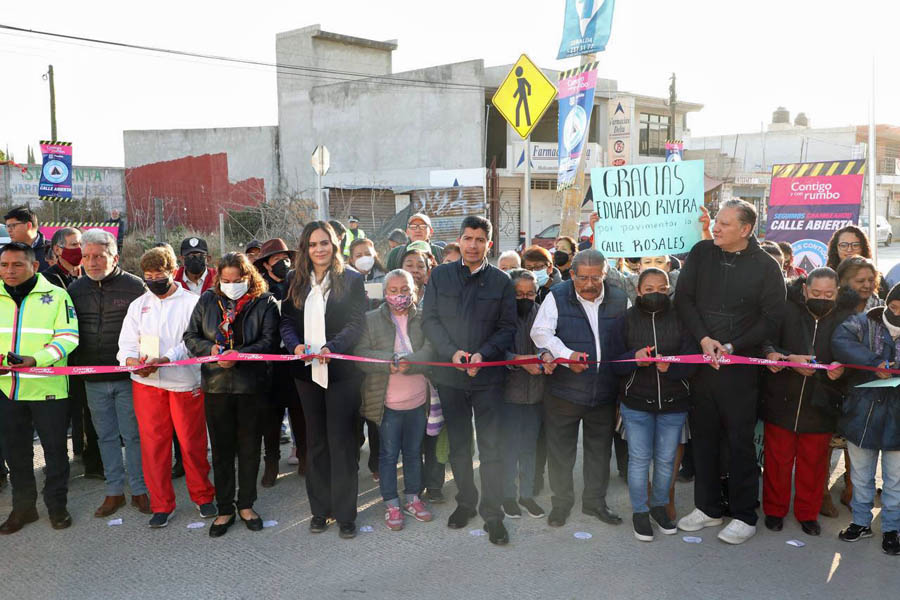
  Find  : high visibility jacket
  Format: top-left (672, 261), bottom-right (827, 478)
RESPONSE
top-left (0, 273), bottom-right (80, 401)
top-left (342, 228), bottom-right (366, 256)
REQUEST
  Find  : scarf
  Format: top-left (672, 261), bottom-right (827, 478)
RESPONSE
top-left (215, 294), bottom-right (252, 349)
top-left (304, 271), bottom-right (330, 388)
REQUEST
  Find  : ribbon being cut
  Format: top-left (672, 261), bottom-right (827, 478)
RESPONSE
top-left (2, 351), bottom-right (899, 387)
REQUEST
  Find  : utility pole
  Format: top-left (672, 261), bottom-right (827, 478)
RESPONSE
top-left (44, 64), bottom-right (59, 220)
top-left (559, 53), bottom-right (596, 239)
top-left (668, 73), bottom-right (677, 141)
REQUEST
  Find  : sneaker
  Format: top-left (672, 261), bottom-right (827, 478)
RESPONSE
top-left (518, 497), bottom-right (545, 518)
top-left (309, 516), bottom-right (329, 533)
top-left (502, 500), bottom-right (522, 519)
top-left (717, 519), bottom-right (757, 545)
top-left (404, 497), bottom-right (433, 522)
top-left (149, 511), bottom-right (172, 528)
top-left (633, 512), bottom-right (654, 542)
top-left (883, 531), bottom-right (900, 555)
top-left (839, 523), bottom-right (873, 542)
top-left (800, 520), bottom-right (821, 536)
top-left (764, 515), bottom-right (784, 531)
top-left (197, 503), bottom-right (218, 519)
top-left (287, 446), bottom-right (300, 466)
top-left (384, 506), bottom-right (404, 531)
top-left (678, 508), bottom-right (724, 532)
top-left (485, 520), bottom-right (509, 545)
top-left (422, 488), bottom-right (445, 504)
top-left (338, 521), bottom-right (357, 539)
top-left (547, 507), bottom-right (568, 527)
top-left (649, 506), bottom-right (677, 535)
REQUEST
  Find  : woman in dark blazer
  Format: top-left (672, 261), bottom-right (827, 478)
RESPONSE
top-left (280, 221), bottom-right (367, 539)
top-left (184, 252), bottom-right (280, 537)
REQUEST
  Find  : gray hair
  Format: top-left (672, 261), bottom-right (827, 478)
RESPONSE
top-left (508, 268), bottom-right (538, 291)
top-left (81, 228), bottom-right (118, 257)
top-left (51, 227), bottom-right (79, 248)
top-left (383, 268), bottom-right (417, 301)
top-left (570, 249), bottom-right (607, 274)
top-left (498, 250), bottom-right (522, 268)
top-left (720, 199), bottom-right (757, 230)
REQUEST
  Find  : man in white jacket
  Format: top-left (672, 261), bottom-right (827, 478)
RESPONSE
top-left (117, 246), bottom-right (216, 528)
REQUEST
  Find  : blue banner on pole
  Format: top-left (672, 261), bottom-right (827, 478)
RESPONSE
top-left (39, 141), bottom-right (73, 201)
top-left (557, 64), bottom-right (599, 191)
top-left (557, 0), bottom-right (616, 60)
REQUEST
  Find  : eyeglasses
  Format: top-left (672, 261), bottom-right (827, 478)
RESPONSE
top-left (574, 275), bottom-right (604, 284)
top-left (408, 224), bottom-right (429, 231)
top-left (837, 242), bottom-right (862, 250)
top-left (5, 221), bottom-right (26, 229)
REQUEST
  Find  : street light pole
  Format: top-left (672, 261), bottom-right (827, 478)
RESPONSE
top-left (45, 64), bottom-right (60, 220)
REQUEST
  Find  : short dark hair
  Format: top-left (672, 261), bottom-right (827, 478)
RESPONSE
top-left (806, 266), bottom-right (838, 286)
top-left (3, 205), bottom-right (38, 227)
top-left (51, 227), bottom-right (79, 248)
top-left (0, 241), bottom-right (36, 263)
top-left (522, 245), bottom-right (552, 266)
top-left (720, 199), bottom-right (757, 230)
top-left (637, 267), bottom-right (669, 289)
top-left (459, 215), bottom-right (492, 239)
top-left (776, 241), bottom-right (793, 256)
top-left (328, 220), bottom-right (346, 237)
top-left (760, 240), bottom-right (783, 259)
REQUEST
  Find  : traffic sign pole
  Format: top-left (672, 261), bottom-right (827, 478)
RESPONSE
top-left (523, 136), bottom-right (531, 247)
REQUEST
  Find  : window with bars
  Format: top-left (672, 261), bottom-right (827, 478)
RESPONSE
top-left (639, 113), bottom-right (670, 157)
top-left (530, 179), bottom-right (558, 190)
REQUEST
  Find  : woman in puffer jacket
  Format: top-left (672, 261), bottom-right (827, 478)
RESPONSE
top-left (830, 282), bottom-right (900, 555)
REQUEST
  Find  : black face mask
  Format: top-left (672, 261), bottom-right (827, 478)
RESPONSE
top-left (554, 251), bottom-right (570, 268)
top-left (184, 254), bottom-right (206, 275)
top-left (144, 276), bottom-right (172, 297)
top-left (637, 292), bottom-right (670, 313)
top-left (271, 259), bottom-right (290, 279)
top-left (886, 310), bottom-right (900, 328)
top-left (516, 298), bottom-right (535, 318)
top-left (806, 298), bottom-right (835, 318)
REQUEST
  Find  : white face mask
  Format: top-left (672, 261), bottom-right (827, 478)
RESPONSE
top-left (220, 281), bottom-right (249, 300)
top-left (355, 255), bottom-right (375, 273)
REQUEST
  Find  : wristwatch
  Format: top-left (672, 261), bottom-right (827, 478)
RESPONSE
top-left (723, 343), bottom-right (734, 354)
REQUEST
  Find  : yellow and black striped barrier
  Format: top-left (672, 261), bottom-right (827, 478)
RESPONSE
top-left (772, 160), bottom-right (866, 178)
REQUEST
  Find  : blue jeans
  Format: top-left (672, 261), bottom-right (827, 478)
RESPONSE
top-left (620, 404), bottom-right (687, 513)
top-left (847, 442), bottom-right (900, 532)
top-left (85, 380), bottom-right (147, 497)
top-left (378, 406), bottom-right (426, 503)
top-left (500, 402), bottom-right (542, 500)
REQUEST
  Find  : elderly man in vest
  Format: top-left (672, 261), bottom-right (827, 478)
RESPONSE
top-left (531, 249), bottom-right (627, 528)
top-left (0, 242), bottom-right (80, 534)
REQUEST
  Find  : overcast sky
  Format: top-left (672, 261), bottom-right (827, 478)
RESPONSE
top-left (0, 0), bottom-right (895, 167)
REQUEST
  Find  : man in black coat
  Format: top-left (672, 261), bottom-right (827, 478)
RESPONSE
top-left (422, 215), bottom-right (517, 545)
top-left (674, 199), bottom-right (786, 544)
top-left (68, 229), bottom-right (150, 517)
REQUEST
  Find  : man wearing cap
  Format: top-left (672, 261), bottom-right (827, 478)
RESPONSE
top-left (342, 216), bottom-right (366, 257)
top-left (387, 229), bottom-right (408, 250)
top-left (174, 237), bottom-right (216, 296)
top-left (386, 213), bottom-right (444, 270)
top-left (253, 238), bottom-right (307, 484)
top-left (245, 240), bottom-right (262, 263)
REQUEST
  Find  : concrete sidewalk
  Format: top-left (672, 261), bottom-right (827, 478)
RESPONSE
top-left (0, 440), bottom-right (896, 599)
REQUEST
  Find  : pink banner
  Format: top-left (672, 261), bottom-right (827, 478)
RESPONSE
top-left (40, 224), bottom-right (119, 241)
top-left (769, 174), bottom-right (864, 207)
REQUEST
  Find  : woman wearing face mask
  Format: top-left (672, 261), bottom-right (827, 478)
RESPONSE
top-left (553, 236), bottom-right (577, 281)
top-left (353, 269), bottom-right (437, 531)
top-left (610, 268), bottom-right (698, 542)
top-left (117, 246), bottom-right (216, 528)
top-left (501, 270), bottom-right (554, 520)
top-left (761, 268), bottom-right (851, 536)
top-left (183, 253), bottom-right (280, 537)
top-left (521, 246), bottom-right (561, 304)
top-left (348, 238), bottom-right (386, 283)
top-left (831, 283), bottom-right (900, 556)
top-left (280, 221), bottom-right (367, 539)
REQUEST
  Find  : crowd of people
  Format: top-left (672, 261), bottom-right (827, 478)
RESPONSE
top-left (0, 201), bottom-right (898, 556)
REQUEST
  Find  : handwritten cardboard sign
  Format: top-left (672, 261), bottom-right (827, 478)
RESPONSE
top-left (591, 160), bottom-right (704, 257)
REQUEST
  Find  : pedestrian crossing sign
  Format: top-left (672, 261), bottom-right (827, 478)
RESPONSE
top-left (491, 54), bottom-right (557, 139)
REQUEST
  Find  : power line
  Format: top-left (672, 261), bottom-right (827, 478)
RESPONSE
top-left (0, 23), bottom-right (488, 92)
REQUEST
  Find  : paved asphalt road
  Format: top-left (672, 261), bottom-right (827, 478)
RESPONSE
top-left (0, 433), bottom-right (896, 599)
top-left (2, 247), bottom-right (900, 599)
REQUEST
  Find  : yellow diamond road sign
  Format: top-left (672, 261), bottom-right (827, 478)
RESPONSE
top-left (491, 54), bottom-right (557, 139)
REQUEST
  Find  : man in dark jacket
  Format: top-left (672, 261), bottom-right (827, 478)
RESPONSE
top-left (386, 213), bottom-right (444, 270)
top-left (761, 268), bottom-right (850, 537)
top-left (531, 249), bottom-right (628, 529)
top-left (422, 215), bottom-right (516, 545)
top-left (69, 229), bottom-right (150, 517)
top-left (41, 227), bottom-right (82, 290)
top-left (3, 206), bottom-right (50, 272)
top-left (674, 199), bottom-right (786, 545)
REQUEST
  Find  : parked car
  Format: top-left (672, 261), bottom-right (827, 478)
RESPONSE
top-left (526, 221), bottom-right (592, 251)
top-left (860, 215), bottom-right (892, 246)
top-left (0, 223), bottom-right (10, 245)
